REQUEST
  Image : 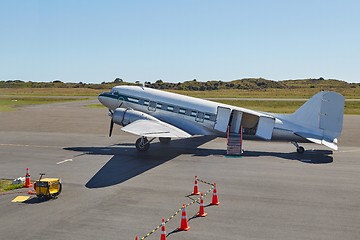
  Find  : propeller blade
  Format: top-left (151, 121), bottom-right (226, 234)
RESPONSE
top-left (109, 118), bottom-right (114, 137)
top-left (108, 103), bottom-right (121, 137)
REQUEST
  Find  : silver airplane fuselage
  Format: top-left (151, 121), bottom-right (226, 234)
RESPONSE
top-left (98, 86), bottom-right (307, 142)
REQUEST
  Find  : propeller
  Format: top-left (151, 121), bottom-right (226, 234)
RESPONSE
top-left (109, 118), bottom-right (114, 137)
top-left (108, 103), bottom-right (122, 137)
top-left (108, 109), bottom-right (114, 137)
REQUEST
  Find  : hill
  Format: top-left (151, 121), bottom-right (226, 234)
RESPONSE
top-left (1, 78), bottom-right (359, 90)
top-left (1, 78), bottom-right (359, 98)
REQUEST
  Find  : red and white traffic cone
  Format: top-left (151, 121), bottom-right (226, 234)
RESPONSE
top-left (192, 176), bottom-right (200, 195)
top-left (24, 168), bottom-right (32, 188)
top-left (178, 204), bottom-right (190, 231)
top-left (160, 218), bottom-right (167, 240)
top-left (197, 194), bottom-right (207, 217)
top-left (210, 182), bottom-right (220, 205)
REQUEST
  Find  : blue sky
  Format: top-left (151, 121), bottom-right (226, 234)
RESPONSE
top-left (1, 0), bottom-right (359, 83)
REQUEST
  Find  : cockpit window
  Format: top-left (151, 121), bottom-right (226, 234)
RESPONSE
top-left (111, 89), bottom-right (119, 95)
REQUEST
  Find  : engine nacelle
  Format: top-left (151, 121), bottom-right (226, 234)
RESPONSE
top-left (112, 108), bottom-right (156, 126)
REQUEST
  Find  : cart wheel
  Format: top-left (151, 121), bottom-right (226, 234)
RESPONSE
top-left (52, 182), bottom-right (62, 198)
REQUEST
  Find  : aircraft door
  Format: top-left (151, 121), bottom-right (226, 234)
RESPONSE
top-left (255, 116), bottom-right (275, 140)
top-left (214, 107), bottom-right (231, 132)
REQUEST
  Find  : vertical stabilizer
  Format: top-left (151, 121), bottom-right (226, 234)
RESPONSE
top-left (290, 91), bottom-right (344, 141)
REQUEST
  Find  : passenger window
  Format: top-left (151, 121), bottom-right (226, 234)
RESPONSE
top-left (196, 112), bottom-right (205, 122)
top-left (148, 101), bottom-right (156, 111)
top-left (128, 97), bottom-right (139, 103)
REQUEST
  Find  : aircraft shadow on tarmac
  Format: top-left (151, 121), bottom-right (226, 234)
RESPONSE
top-left (64, 136), bottom-right (217, 189)
top-left (64, 137), bottom-right (333, 189)
top-left (243, 150), bottom-right (333, 164)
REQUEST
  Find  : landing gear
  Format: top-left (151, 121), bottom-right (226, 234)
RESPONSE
top-left (135, 137), bottom-right (156, 152)
top-left (292, 142), bottom-right (305, 154)
top-left (136, 137), bottom-right (150, 152)
top-left (159, 137), bottom-right (171, 144)
top-left (297, 146), bottom-right (305, 154)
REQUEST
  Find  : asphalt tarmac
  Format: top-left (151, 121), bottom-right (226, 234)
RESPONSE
top-left (0, 100), bottom-right (359, 240)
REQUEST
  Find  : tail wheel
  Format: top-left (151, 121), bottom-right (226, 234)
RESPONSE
top-left (297, 146), bottom-right (305, 154)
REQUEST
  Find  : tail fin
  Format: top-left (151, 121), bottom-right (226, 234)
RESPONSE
top-left (290, 91), bottom-right (344, 143)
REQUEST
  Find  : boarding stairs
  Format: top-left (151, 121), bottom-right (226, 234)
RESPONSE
top-left (226, 126), bottom-right (243, 155)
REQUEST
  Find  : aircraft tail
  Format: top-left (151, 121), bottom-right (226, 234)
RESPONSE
top-left (287, 91), bottom-right (344, 150)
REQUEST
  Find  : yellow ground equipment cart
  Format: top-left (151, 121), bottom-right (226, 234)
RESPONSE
top-left (34, 173), bottom-right (62, 199)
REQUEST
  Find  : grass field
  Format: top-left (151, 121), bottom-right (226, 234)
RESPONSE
top-left (0, 88), bottom-right (103, 96)
top-left (1, 87), bottom-right (359, 114)
top-left (0, 179), bottom-right (24, 192)
top-left (170, 88), bottom-right (360, 99)
top-left (0, 96), bottom-right (92, 112)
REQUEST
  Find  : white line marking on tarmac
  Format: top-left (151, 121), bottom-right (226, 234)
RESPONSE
top-left (338, 149), bottom-right (360, 153)
top-left (56, 159), bottom-right (73, 165)
top-left (0, 143), bottom-right (60, 148)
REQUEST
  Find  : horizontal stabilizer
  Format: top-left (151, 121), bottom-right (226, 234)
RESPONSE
top-left (295, 132), bottom-right (338, 150)
top-left (122, 119), bottom-right (192, 138)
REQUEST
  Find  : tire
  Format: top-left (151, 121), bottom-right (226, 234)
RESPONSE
top-left (159, 137), bottom-right (171, 144)
top-left (136, 138), bottom-right (150, 152)
top-left (297, 146), bottom-right (305, 154)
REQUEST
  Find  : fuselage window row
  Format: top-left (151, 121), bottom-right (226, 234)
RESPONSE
top-left (120, 94), bottom-right (215, 122)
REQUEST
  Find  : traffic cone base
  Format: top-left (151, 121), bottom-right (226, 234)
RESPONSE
top-left (197, 212), bottom-right (208, 217)
top-left (178, 225), bottom-right (190, 231)
top-left (192, 189), bottom-right (200, 195)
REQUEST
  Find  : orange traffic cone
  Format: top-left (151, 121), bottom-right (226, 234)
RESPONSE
top-left (197, 194), bottom-right (207, 217)
top-left (135, 236), bottom-right (138, 240)
top-left (178, 204), bottom-right (190, 231)
top-left (192, 176), bottom-right (200, 195)
top-left (210, 182), bottom-right (220, 205)
top-left (160, 218), bottom-right (166, 240)
top-left (24, 168), bottom-right (32, 188)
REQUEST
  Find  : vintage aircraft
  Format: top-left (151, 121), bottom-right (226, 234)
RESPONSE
top-left (98, 85), bottom-right (344, 154)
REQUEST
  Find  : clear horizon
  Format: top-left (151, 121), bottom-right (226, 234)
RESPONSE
top-left (1, 1), bottom-right (359, 83)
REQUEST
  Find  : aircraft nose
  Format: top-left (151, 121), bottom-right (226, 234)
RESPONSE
top-left (98, 93), bottom-right (119, 110)
top-left (98, 94), bottom-right (107, 106)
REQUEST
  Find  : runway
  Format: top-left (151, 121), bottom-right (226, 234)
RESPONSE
top-left (0, 100), bottom-right (359, 240)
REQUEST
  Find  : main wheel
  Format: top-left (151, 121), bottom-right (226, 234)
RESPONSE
top-left (297, 146), bottom-right (305, 154)
top-left (136, 137), bottom-right (150, 152)
top-left (159, 137), bottom-right (171, 144)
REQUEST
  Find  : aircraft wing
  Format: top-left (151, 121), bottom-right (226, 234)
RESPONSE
top-left (295, 132), bottom-right (338, 150)
top-left (121, 119), bottom-right (192, 138)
